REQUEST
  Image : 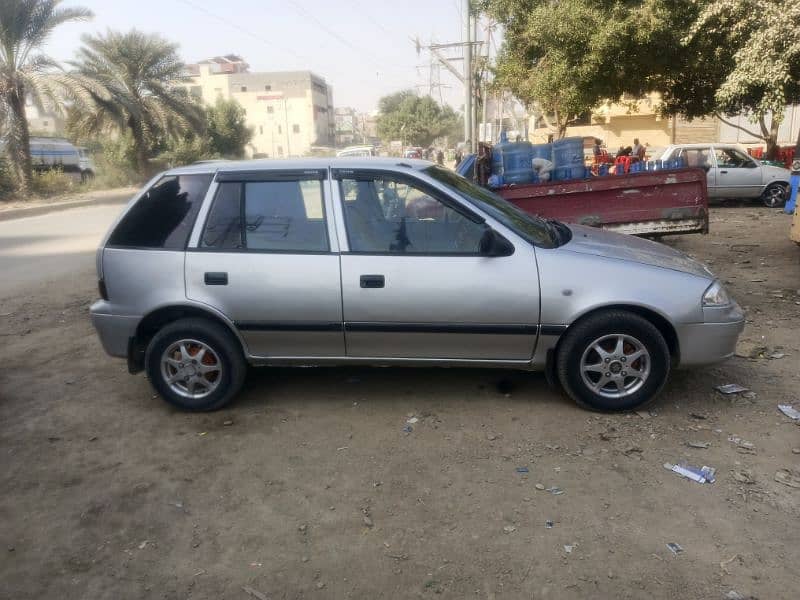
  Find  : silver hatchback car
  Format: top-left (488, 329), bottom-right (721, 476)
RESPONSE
top-left (91, 158), bottom-right (744, 412)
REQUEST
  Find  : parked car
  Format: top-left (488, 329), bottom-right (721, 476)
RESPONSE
top-left (91, 158), bottom-right (744, 412)
top-left (1, 136), bottom-right (96, 181)
top-left (336, 145), bottom-right (377, 158)
top-left (659, 143), bottom-right (790, 207)
top-left (403, 147), bottom-right (422, 159)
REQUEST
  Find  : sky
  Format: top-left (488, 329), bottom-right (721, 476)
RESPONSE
top-left (43, 0), bottom-right (486, 113)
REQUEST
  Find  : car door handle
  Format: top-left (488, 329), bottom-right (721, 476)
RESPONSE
top-left (360, 274), bottom-right (385, 288)
top-left (719, 170), bottom-right (728, 174)
top-left (204, 272), bottom-right (228, 285)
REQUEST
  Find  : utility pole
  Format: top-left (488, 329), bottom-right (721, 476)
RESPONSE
top-left (463, 0), bottom-right (473, 151)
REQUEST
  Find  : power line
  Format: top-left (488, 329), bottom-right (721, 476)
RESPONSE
top-left (175, 0), bottom-right (312, 64)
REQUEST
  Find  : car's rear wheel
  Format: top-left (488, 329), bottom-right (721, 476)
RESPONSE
top-left (556, 310), bottom-right (670, 411)
top-left (145, 318), bottom-right (246, 411)
top-left (761, 182), bottom-right (788, 208)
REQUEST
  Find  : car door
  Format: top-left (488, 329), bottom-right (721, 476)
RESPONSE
top-left (332, 168), bottom-right (540, 361)
top-left (678, 147), bottom-right (717, 197)
top-left (712, 146), bottom-right (763, 198)
top-left (186, 169), bottom-right (345, 358)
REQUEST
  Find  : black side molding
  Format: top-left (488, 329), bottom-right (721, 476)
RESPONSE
top-left (540, 325), bottom-right (568, 336)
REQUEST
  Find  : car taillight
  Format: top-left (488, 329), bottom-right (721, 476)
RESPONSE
top-left (98, 278), bottom-right (109, 300)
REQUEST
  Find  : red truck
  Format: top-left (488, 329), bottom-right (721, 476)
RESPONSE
top-left (457, 157), bottom-right (709, 237)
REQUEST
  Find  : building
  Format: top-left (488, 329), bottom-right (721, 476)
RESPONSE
top-left (529, 93), bottom-right (800, 155)
top-left (334, 107), bottom-right (380, 147)
top-left (182, 55), bottom-right (334, 157)
top-left (26, 103), bottom-right (64, 136)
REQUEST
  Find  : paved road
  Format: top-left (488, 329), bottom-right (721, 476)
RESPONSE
top-left (0, 202), bottom-right (127, 303)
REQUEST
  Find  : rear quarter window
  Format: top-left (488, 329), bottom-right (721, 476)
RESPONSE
top-left (108, 174), bottom-right (213, 249)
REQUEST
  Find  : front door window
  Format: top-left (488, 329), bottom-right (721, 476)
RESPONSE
top-left (339, 176), bottom-right (486, 254)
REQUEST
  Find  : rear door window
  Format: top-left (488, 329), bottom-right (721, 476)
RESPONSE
top-left (201, 177), bottom-right (329, 252)
top-left (108, 174), bottom-right (213, 249)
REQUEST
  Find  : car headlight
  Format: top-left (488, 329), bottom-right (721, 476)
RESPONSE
top-left (702, 281), bottom-right (731, 306)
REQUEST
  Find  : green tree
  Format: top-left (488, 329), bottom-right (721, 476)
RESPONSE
top-left (483, 0), bottom-right (699, 139)
top-left (0, 0), bottom-right (92, 194)
top-left (206, 97), bottom-right (252, 158)
top-left (377, 91), bottom-right (461, 147)
top-left (162, 97), bottom-right (253, 166)
top-left (677, 0), bottom-right (800, 157)
top-left (68, 30), bottom-right (204, 174)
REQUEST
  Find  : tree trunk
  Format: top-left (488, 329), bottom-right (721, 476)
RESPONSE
top-left (763, 116), bottom-right (781, 160)
top-left (8, 84), bottom-right (33, 195)
top-left (129, 119), bottom-right (149, 175)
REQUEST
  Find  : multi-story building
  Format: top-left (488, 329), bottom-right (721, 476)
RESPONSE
top-left (182, 55), bottom-right (334, 157)
top-left (334, 107), bottom-right (380, 147)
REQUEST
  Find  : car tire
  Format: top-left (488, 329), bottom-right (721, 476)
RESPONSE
top-left (556, 310), bottom-right (670, 411)
top-left (144, 318), bottom-right (246, 411)
top-left (761, 182), bottom-right (787, 208)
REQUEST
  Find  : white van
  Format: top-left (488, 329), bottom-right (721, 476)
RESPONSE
top-left (336, 145), bottom-right (377, 158)
top-left (29, 137), bottom-right (96, 181)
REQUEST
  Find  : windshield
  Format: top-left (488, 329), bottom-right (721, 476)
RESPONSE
top-left (423, 165), bottom-right (568, 248)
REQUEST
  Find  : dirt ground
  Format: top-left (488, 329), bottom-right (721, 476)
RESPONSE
top-left (1, 205), bottom-right (799, 600)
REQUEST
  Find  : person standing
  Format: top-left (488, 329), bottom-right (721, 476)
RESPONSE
top-left (632, 138), bottom-right (646, 161)
top-left (436, 149), bottom-right (444, 166)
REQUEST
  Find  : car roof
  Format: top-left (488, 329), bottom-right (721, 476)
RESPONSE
top-left (665, 143), bottom-right (742, 149)
top-left (165, 157), bottom-right (434, 176)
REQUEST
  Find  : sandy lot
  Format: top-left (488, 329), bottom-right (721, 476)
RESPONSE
top-left (1, 205), bottom-right (798, 600)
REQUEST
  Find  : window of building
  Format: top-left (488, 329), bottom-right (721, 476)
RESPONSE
top-left (214, 87), bottom-right (222, 95)
top-left (189, 85), bottom-right (202, 100)
top-left (264, 85), bottom-right (271, 91)
top-left (292, 124), bottom-right (300, 134)
top-left (267, 106), bottom-right (274, 114)
top-left (277, 145), bottom-right (283, 156)
top-left (42, 121), bottom-right (49, 127)
top-left (278, 125), bottom-right (282, 134)
top-left (201, 179), bottom-right (328, 252)
top-left (108, 174), bottom-right (213, 249)
top-left (259, 125), bottom-right (263, 134)
top-left (339, 176), bottom-right (486, 254)
top-left (240, 85), bottom-right (247, 92)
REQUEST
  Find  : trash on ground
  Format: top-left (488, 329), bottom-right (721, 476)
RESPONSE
top-left (515, 466), bottom-right (529, 473)
top-left (222, 419), bottom-right (233, 426)
top-left (406, 417), bottom-right (418, 424)
top-left (769, 352), bottom-right (786, 359)
top-left (242, 585), bottom-right (269, 600)
top-left (635, 410), bottom-right (652, 419)
top-left (728, 436), bottom-right (756, 454)
top-left (138, 540), bottom-right (149, 549)
top-left (535, 483), bottom-right (545, 490)
top-left (731, 470), bottom-right (755, 484)
top-left (502, 525), bottom-right (517, 534)
top-left (563, 544), bottom-right (574, 553)
top-left (666, 542), bottom-right (683, 555)
top-left (623, 445), bottom-right (643, 456)
top-left (715, 383), bottom-right (749, 395)
top-left (402, 425), bottom-right (413, 433)
top-left (545, 520), bottom-right (554, 529)
top-left (720, 554), bottom-right (741, 575)
top-left (689, 412), bottom-right (708, 420)
top-left (687, 441), bottom-right (710, 449)
top-left (778, 404), bottom-right (800, 420)
top-left (664, 462), bottom-right (716, 484)
top-left (774, 468), bottom-right (800, 488)
top-left (545, 486), bottom-right (564, 495)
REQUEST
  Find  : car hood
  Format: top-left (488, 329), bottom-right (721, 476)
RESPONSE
top-left (762, 164), bottom-right (791, 181)
top-left (562, 224), bottom-right (714, 278)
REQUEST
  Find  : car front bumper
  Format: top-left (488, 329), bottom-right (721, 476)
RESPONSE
top-left (90, 301), bottom-right (140, 358)
top-left (675, 303), bottom-right (745, 367)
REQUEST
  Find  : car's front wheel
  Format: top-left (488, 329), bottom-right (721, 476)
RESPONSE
top-left (556, 310), bottom-right (670, 411)
top-left (761, 182), bottom-right (788, 208)
top-left (145, 318), bottom-right (246, 411)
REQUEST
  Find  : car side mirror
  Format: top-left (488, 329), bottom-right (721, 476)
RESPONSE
top-left (479, 228), bottom-right (514, 257)
top-left (702, 165), bottom-right (711, 173)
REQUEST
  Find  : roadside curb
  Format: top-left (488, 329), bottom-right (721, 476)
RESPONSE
top-left (0, 191), bottom-right (133, 222)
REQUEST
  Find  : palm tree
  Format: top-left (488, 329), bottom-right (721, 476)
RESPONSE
top-left (0, 0), bottom-right (92, 193)
top-left (69, 30), bottom-right (204, 174)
